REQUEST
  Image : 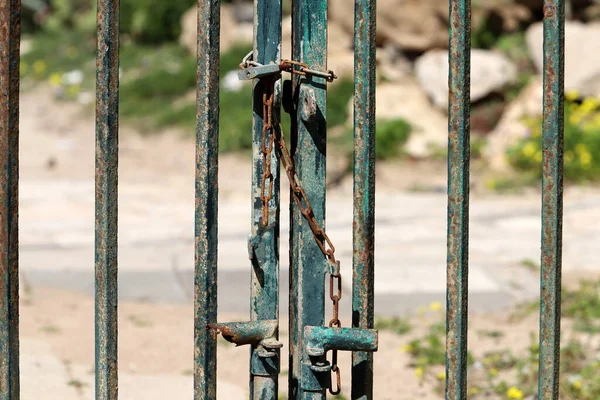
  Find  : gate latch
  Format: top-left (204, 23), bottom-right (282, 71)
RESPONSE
top-left (238, 50), bottom-right (337, 82)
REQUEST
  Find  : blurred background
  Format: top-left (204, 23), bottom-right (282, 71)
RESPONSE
top-left (15, 0), bottom-right (600, 399)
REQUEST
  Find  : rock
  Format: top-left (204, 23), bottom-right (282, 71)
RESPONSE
top-left (329, 0), bottom-right (449, 52)
top-left (179, 5), bottom-right (251, 55)
top-left (350, 79), bottom-right (448, 158)
top-left (484, 76), bottom-right (543, 170)
top-left (526, 21), bottom-right (600, 96)
top-left (415, 49), bottom-right (518, 109)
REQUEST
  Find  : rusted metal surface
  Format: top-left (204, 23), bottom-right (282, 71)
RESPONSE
top-left (289, 0), bottom-right (329, 397)
top-left (209, 320), bottom-right (278, 346)
top-left (304, 327), bottom-right (378, 357)
top-left (194, 0), bottom-right (220, 398)
top-left (445, 0), bottom-right (471, 398)
top-left (94, 0), bottom-right (119, 398)
top-left (538, 0), bottom-right (564, 398)
top-left (249, 0), bottom-right (281, 398)
top-left (0, 0), bottom-right (20, 398)
top-left (351, 0), bottom-right (376, 397)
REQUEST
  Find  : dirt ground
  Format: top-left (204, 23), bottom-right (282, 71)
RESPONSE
top-left (15, 87), bottom-right (592, 399)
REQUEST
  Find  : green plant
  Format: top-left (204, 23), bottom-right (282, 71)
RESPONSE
top-left (374, 316), bottom-right (412, 335)
top-left (374, 119), bottom-right (411, 160)
top-left (507, 92), bottom-right (600, 182)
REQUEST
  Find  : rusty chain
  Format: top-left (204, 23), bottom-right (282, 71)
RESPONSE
top-left (259, 76), bottom-right (276, 226)
top-left (251, 58), bottom-right (342, 394)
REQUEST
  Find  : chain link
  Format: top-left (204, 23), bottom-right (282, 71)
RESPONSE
top-left (269, 81), bottom-right (343, 396)
top-left (253, 60), bottom-right (342, 394)
top-left (259, 76), bottom-right (277, 226)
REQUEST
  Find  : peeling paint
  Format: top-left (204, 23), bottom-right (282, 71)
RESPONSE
top-left (94, 0), bottom-right (119, 398)
top-left (445, 0), bottom-right (471, 398)
top-left (0, 0), bottom-right (20, 398)
top-left (194, 0), bottom-right (220, 399)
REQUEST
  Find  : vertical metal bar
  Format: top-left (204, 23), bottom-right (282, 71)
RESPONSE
top-left (538, 0), bottom-right (564, 398)
top-left (289, 0), bottom-right (328, 398)
top-left (351, 0), bottom-right (376, 398)
top-left (95, 0), bottom-right (119, 397)
top-left (0, 0), bottom-right (20, 398)
top-left (249, 0), bottom-right (281, 397)
top-left (445, 0), bottom-right (470, 397)
top-left (193, 0), bottom-right (219, 398)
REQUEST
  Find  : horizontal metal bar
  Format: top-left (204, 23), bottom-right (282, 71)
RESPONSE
top-left (208, 320), bottom-right (279, 346)
top-left (304, 326), bottom-right (378, 357)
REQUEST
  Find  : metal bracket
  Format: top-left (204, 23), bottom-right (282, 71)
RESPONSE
top-left (300, 326), bottom-right (378, 391)
top-left (208, 320), bottom-right (283, 377)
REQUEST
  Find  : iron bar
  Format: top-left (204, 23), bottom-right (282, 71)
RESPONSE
top-left (249, 0), bottom-right (281, 398)
top-left (95, 0), bottom-right (119, 397)
top-left (193, 0), bottom-right (220, 398)
top-left (538, 0), bottom-right (565, 398)
top-left (289, 0), bottom-right (329, 397)
top-left (445, 0), bottom-right (471, 397)
top-left (351, 0), bottom-right (376, 397)
top-left (0, 0), bottom-right (20, 398)
top-left (304, 327), bottom-right (378, 356)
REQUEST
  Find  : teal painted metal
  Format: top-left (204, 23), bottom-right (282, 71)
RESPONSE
top-left (351, 0), bottom-right (376, 397)
top-left (94, 0), bottom-right (120, 397)
top-left (249, 0), bottom-right (282, 397)
top-left (304, 327), bottom-right (378, 356)
top-left (193, 0), bottom-right (220, 398)
top-left (0, 0), bottom-right (20, 398)
top-left (289, 0), bottom-right (329, 397)
top-left (445, 0), bottom-right (470, 398)
top-left (538, 0), bottom-right (564, 398)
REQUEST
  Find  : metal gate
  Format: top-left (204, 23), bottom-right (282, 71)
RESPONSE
top-left (0, 0), bottom-right (566, 399)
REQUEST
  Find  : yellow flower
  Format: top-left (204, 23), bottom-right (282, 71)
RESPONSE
top-left (49, 73), bottom-right (62, 87)
top-left (566, 89), bottom-right (580, 102)
top-left (470, 387), bottom-right (480, 395)
top-left (580, 97), bottom-right (599, 115)
top-left (429, 301), bottom-right (442, 312)
top-left (490, 368), bottom-right (499, 377)
top-left (572, 380), bottom-right (582, 390)
top-left (570, 112), bottom-right (582, 126)
top-left (522, 142), bottom-right (537, 158)
top-left (485, 179), bottom-right (497, 190)
top-left (32, 60), bottom-right (46, 77)
top-left (507, 386), bottom-right (524, 400)
top-left (576, 144), bottom-right (593, 169)
top-left (415, 367), bottom-right (424, 379)
top-left (436, 371), bottom-right (446, 380)
top-left (400, 344), bottom-right (413, 353)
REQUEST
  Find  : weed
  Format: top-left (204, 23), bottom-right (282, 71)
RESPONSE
top-left (374, 316), bottom-right (412, 335)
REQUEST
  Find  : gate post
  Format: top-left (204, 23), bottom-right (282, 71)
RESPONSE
top-left (289, 0), bottom-right (329, 397)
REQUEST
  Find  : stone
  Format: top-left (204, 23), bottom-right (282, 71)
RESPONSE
top-left (484, 76), bottom-right (543, 170)
top-left (329, 0), bottom-right (449, 52)
top-left (348, 79), bottom-right (448, 158)
top-left (415, 49), bottom-right (518, 109)
top-left (526, 21), bottom-right (600, 96)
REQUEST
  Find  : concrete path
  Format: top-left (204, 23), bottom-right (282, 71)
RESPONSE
top-left (19, 176), bottom-right (600, 316)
